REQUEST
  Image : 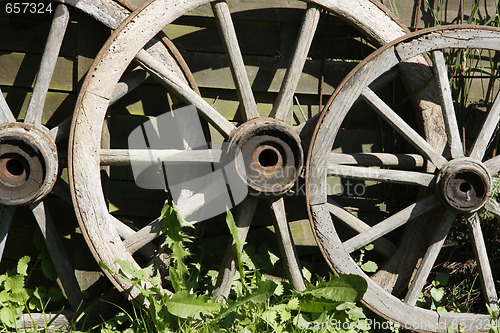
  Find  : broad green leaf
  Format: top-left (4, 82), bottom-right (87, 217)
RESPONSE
top-left (447, 323), bottom-right (458, 333)
top-left (347, 306), bottom-right (366, 320)
top-left (431, 287), bottom-right (444, 302)
top-left (278, 307), bottom-right (292, 321)
top-left (274, 281), bottom-right (284, 296)
top-left (299, 299), bottom-right (340, 313)
top-left (9, 290), bottom-right (30, 305)
top-left (16, 256), bottom-right (30, 276)
top-left (114, 259), bottom-right (154, 284)
top-left (364, 244), bottom-right (374, 251)
top-left (0, 306), bottom-right (19, 328)
top-left (261, 309), bottom-right (278, 324)
top-left (336, 302), bottom-right (356, 311)
top-left (160, 202), bottom-right (192, 291)
top-left (217, 280), bottom-right (277, 320)
top-left (360, 261), bottom-right (378, 273)
top-left (302, 266), bottom-right (312, 283)
top-left (247, 280), bottom-right (277, 304)
top-left (4, 275), bottom-right (24, 293)
top-left (287, 297), bottom-right (300, 310)
top-left (165, 290), bottom-right (221, 319)
top-left (0, 290), bottom-right (10, 302)
top-left (225, 208), bottom-right (247, 290)
top-left (301, 274), bottom-right (367, 303)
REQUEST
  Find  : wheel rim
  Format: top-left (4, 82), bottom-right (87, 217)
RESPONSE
top-left (0, 0), bottom-right (196, 312)
top-left (69, 0), bottom-right (422, 304)
top-left (306, 25), bottom-right (500, 332)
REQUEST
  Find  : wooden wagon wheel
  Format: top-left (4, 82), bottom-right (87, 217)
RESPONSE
top-left (68, 0), bottom-right (433, 303)
top-left (0, 0), bottom-right (195, 322)
top-left (307, 25), bottom-right (500, 332)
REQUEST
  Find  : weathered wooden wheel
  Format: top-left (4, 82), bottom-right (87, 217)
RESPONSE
top-left (68, 0), bottom-right (433, 302)
top-left (0, 0), bottom-right (195, 324)
top-left (307, 25), bottom-right (500, 332)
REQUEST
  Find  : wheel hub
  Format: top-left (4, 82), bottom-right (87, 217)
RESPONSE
top-left (0, 123), bottom-right (58, 205)
top-left (436, 158), bottom-right (491, 213)
top-left (225, 118), bottom-right (303, 197)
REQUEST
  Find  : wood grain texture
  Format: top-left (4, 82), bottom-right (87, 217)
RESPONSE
top-left (100, 149), bottom-right (221, 166)
top-left (361, 87), bottom-right (447, 169)
top-left (326, 199), bottom-right (395, 257)
top-left (329, 152), bottom-right (425, 168)
top-left (308, 204), bottom-right (440, 331)
top-left (0, 88), bottom-right (15, 124)
top-left (468, 213), bottom-right (498, 311)
top-left (342, 195), bottom-right (440, 253)
top-left (212, 197), bottom-right (258, 298)
top-left (404, 209), bottom-right (455, 306)
top-left (212, 0), bottom-right (259, 121)
top-left (31, 201), bottom-right (84, 310)
top-left (431, 50), bottom-right (463, 159)
top-left (270, 197), bottom-right (306, 291)
top-left (328, 164), bottom-right (435, 187)
top-left (270, 4), bottom-right (320, 122)
top-left (25, 4), bottom-right (70, 128)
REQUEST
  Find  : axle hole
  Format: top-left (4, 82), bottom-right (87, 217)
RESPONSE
top-left (258, 149), bottom-right (279, 167)
top-left (459, 182), bottom-right (472, 193)
top-left (6, 158), bottom-right (24, 176)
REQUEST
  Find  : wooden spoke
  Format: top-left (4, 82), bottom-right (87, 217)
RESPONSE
top-left (24, 4), bottom-right (69, 128)
top-left (109, 66), bottom-right (149, 105)
top-left (269, 4), bottom-right (321, 122)
top-left (136, 49), bottom-right (236, 138)
top-left (342, 195), bottom-right (440, 253)
top-left (485, 155), bottom-right (500, 175)
top-left (328, 164), bottom-right (435, 187)
top-left (212, 197), bottom-right (259, 298)
top-left (122, 218), bottom-right (162, 255)
top-left (100, 149), bottom-right (222, 166)
top-left (110, 216), bottom-right (156, 258)
top-left (470, 91), bottom-right (500, 160)
top-left (269, 197), bottom-right (306, 291)
top-left (362, 87), bottom-right (448, 169)
top-left (49, 116), bottom-right (71, 143)
top-left (49, 68), bottom-right (149, 144)
top-left (31, 201), bottom-right (84, 310)
top-left (326, 198), bottom-right (396, 257)
top-left (467, 213), bottom-right (498, 311)
top-left (211, 0), bottom-right (259, 121)
top-left (404, 209), bottom-right (456, 306)
top-left (0, 88), bottom-right (16, 124)
top-left (431, 51), bottom-right (464, 159)
top-left (0, 205), bottom-right (15, 261)
top-left (329, 152), bottom-right (425, 169)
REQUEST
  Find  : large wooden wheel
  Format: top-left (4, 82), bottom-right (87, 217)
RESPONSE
top-left (68, 0), bottom-right (426, 302)
top-left (307, 26), bottom-right (500, 332)
top-left (0, 0), bottom-right (195, 323)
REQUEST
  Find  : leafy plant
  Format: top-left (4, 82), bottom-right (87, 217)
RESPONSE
top-left (0, 256), bottom-right (63, 330)
top-left (355, 244), bottom-right (378, 273)
top-left (415, 272), bottom-right (451, 312)
top-left (101, 200), bottom-right (372, 332)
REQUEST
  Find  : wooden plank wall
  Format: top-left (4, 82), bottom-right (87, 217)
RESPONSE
top-left (0, 6), bottom-right (110, 291)
top-left (1, 0), bottom-right (498, 295)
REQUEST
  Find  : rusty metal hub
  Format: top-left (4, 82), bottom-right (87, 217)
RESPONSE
top-left (0, 123), bottom-right (58, 205)
top-left (225, 118), bottom-right (303, 197)
top-left (436, 158), bottom-right (491, 213)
